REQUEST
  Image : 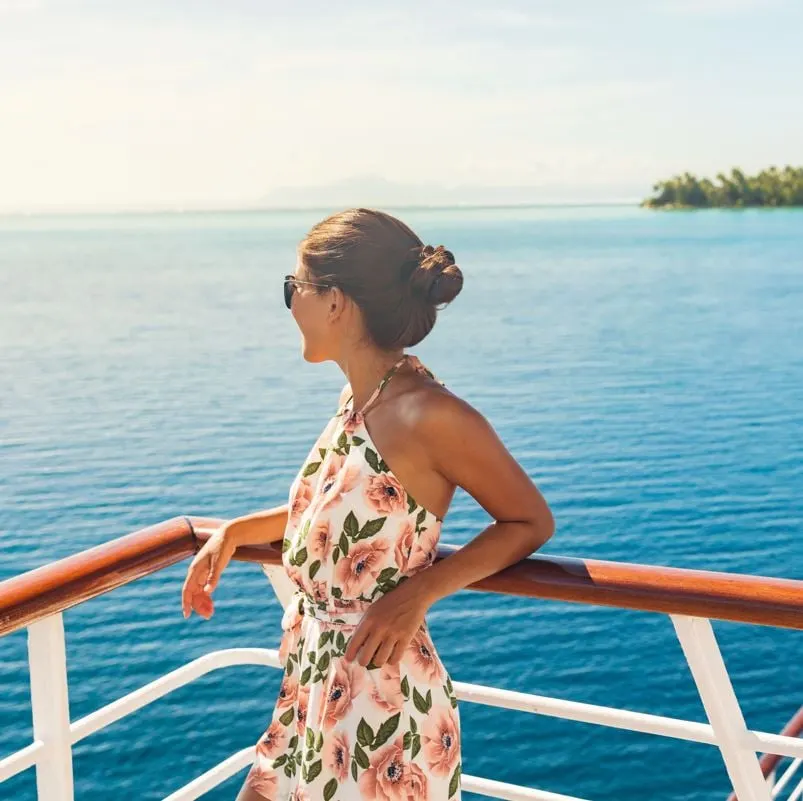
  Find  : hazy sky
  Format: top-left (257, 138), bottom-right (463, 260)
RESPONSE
top-left (1, 0), bottom-right (802, 211)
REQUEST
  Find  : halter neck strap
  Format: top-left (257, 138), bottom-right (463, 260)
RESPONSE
top-left (345, 354), bottom-right (412, 417)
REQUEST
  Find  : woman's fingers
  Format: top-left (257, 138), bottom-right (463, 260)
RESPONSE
top-left (182, 552), bottom-right (211, 618)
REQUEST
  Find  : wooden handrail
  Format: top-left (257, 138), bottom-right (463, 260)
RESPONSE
top-left (726, 705), bottom-right (803, 800)
top-left (1, 514), bottom-right (803, 638)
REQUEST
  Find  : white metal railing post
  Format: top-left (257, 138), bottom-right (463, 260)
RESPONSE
top-left (671, 615), bottom-right (771, 801)
top-left (28, 614), bottom-right (74, 801)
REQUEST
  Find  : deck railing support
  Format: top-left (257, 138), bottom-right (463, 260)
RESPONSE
top-left (28, 614), bottom-right (74, 801)
top-left (672, 615), bottom-right (770, 801)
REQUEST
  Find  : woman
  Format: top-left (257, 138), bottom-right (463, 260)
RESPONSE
top-left (181, 208), bottom-right (555, 801)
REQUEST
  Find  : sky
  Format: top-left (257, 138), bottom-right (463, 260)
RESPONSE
top-left (1, 0), bottom-right (802, 211)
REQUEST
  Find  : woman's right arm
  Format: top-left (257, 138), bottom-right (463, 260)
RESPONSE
top-left (182, 504), bottom-right (288, 619)
top-left (222, 503), bottom-right (289, 547)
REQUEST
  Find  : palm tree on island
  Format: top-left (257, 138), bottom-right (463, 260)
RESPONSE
top-left (642, 165), bottom-right (803, 209)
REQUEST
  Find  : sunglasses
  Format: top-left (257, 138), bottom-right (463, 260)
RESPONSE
top-left (283, 274), bottom-right (333, 309)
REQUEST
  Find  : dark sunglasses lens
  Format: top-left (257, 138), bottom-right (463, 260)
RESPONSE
top-left (284, 278), bottom-right (294, 309)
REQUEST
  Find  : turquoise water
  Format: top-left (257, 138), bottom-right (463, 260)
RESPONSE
top-left (1, 206), bottom-right (801, 800)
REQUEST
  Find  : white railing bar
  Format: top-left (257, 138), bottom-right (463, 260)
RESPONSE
top-left (461, 773), bottom-right (590, 801)
top-left (452, 680), bottom-right (718, 746)
top-left (788, 775), bottom-right (803, 801)
top-left (162, 745), bottom-right (256, 801)
top-left (773, 758), bottom-right (802, 798)
top-left (0, 739), bottom-right (45, 782)
top-left (28, 615), bottom-right (74, 801)
top-left (70, 647), bottom-right (280, 744)
top-left (672, 614), bottom-right (771, 801)
top-left (749, 732), bottom-right (803, 762)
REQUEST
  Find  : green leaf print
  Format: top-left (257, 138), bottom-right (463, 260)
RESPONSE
top-left (344, 511), bottom-right (359, 539)
top-left (339, 531), bottom-right (349, 555)
top-left (378, 459), bottom-right (390, 473)
top-left (409, 717), bottom-right (418, 734)
top-left (317, 651), bottom-right (331, 673)
top-left (357, 517), bottom-right (386, 540)
top-left (411, 734), bottom-right (421, 759)
top-left (413, 687), bottom-right (431, 715)
top-left (281, 537), bottom-right (291, 553)
top-left (303, 461), bottom-right (321, 477)
top-left (306, 727), bottom-right (315, 748)
top-left (403, 731), bottom-right (412, 750)
top-left (306, 759), bottom-right (323, 783)
top-left (323, 778), bottom-right (338, 801)
top-left (293, 547), bottom-right (308, 566)
top-left (279, 708), bottom-right (294, 726)
top-left (351, 761), bottom-right (358, 781)
top-left (309, 559), bottom-right (321, 580)
top-left (352, 435), bottom-right (365, 445)
top-left (299, 666), bottom-right (311, 685)
top-left (400, 675), bottom-right (410, 698)
top-left (274, 754), bottom-right (288, 767)
top-left (416, 508), bottom-right (427, 526)
top-left (316, 730), bottom-right (324, 750)
top-left (332, 546), bottom-right (340, 563)
top-left (364, 448), bottom-right (381, 473)
top-left (317, 630), bottom-right (332, 649)
top-left (448, 762), bottom-right (462, 798)
top-left (357, 718), bottom-right (374, 748)
top-left (372, 712), bottom-right (400, 749)
top-left (407, 495), bottom-right (417, 514)
top-left (354, 742), bottom-right (370, 769)
top-left (318, 447), bottom-right (328, 460)
top-left (336, 631), bottom-right (346, 650)
top-left (337, 430), bottom-right (348, 450)
top-left (377, 566), bottom-right (397, 583)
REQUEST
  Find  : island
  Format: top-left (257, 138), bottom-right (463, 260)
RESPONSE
top-left (642, 166), bottom-right (803, 209)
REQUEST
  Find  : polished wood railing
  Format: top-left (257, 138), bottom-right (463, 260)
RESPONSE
top-left (1, 515), bottom-right (802, 801)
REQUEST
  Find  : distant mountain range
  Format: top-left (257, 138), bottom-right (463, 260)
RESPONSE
top-left (258, 174), bottom-right (645, 209)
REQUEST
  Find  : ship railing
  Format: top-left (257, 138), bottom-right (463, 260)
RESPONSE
top-left (1, 515), bottom-right (802, 801)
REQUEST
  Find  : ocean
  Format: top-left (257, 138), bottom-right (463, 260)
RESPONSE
top-left (1, 205), bottom-right (802, 800)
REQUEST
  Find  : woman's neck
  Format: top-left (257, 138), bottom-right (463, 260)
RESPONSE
top-left (338, 348), bottom-right (406, 413)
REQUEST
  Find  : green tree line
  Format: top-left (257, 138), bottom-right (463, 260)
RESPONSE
top-left (642, 166), bottom-right (803, 208)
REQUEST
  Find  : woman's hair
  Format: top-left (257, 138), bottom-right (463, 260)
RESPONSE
top-left (298, 207), bottom-right (463, 349)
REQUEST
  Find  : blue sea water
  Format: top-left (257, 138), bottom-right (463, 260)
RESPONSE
top-left (1, 205), bottom-right (802, 801)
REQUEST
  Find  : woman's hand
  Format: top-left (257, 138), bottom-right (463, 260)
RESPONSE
top-left (181, 526), bottom-right (237, 620)
top-left (342, 581), bottom-right (431, 668)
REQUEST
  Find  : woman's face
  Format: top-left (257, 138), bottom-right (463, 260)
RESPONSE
top-left (289, 256), bottom-right (338, 363)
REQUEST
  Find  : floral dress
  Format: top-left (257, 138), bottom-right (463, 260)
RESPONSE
top-left (245, 354), bottom-right (462, 801)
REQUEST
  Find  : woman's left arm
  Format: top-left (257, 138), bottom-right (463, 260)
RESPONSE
top-left (407, 391), bottom-right (555, 608)
top-left (343, 392), bottom-right (555, 667)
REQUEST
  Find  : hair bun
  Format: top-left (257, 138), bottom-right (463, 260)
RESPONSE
top-left (408, 243), bottom-right (464, 306)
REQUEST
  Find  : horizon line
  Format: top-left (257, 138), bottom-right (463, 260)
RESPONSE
top-left (0, 199), bottom-right (643, 218)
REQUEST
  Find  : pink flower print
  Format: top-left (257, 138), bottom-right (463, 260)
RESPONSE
top-left (276, 672), bottom-right (299, 713)
top-left (317, 657), bottom-right (367, 731)
top-left (408, 761), bottom-right (431, 800)
top-left (320, 465), bottom-right (362, 512)
top-left (296, 681), bottom-right (310, 736)
top-left (334, 538), bottom-right (390, 597)
top-left (406, 525), bottom-right (440, 572)
top-left (422, 707), bottom-right (460, 778)
top-left (310, 579), bottom-right (328, 605)
top-left (245, 763), bottom-right (280, 800)
top-left (342, 409), bottom-right (363, 435)
top-left (406, 628), bottom-right (444, 685)
top-left (394, 520), bottom-right (416, 572)
top-left (255, 721), bottom-right (289, 760)
top-left (290, 477), bottom-right (314, 526)
top-left (308, 519), bottom-right (333, 563)
top-left (370, 661), bottom-right (405, 714)
top-left (323, 729), bottom-right (351, 782)
top-left (292, 788), bottom-right (312, 801)
top-left (357, 734), bottom-right (410, 801)
top-left (364, 473), bottom-right (407, 515)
